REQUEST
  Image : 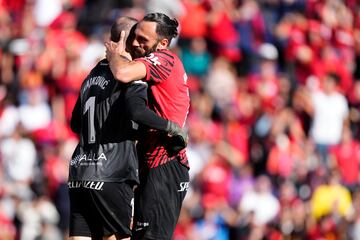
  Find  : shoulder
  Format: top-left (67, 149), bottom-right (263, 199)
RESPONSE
top-left (154, 49), bottom-right (179, 62)
top-left (156, 49), bottom-right (176, 58)
top-left (95, 58), bottom-right (109, 67)
top-left (87, 59), bottom-right (108, 76)
top-left (125, 80), bottom-right (148, 98)
top-left (126, 80), bottom-right (148, 91)
top-left (141, 50), bottom-right (177, 65)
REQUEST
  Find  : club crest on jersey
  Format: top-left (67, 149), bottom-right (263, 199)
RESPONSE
top-left (145, 53), bottom-right (161, 66)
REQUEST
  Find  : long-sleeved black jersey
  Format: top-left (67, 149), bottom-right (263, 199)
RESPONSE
top-left (68, 59), bottom-right (168, 183)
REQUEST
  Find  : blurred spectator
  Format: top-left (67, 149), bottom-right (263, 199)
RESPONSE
top-left (239, 175), bottom-right (280, 226)
top-left (192, 205), bottom-right (230, 240)
top-left (234, 0), bottom-right (265, 75)
top-left (348, 80), bottom-right (360, 139)
top-left (0, 199), bottom-right (16, 240)
top-left (205, 57), bottom-right (237, 110)
top-left (186, 91), bottom-right (215, 178)
top-left (351, 189), bottom-right (360, 239)
top-left (267, 133), bottom-right (302, 180)
top-left (205, 0), bottom-right (241, 63)
top-left (180, 37), bottom-right (212, 79)
top-left (32, 0), bottom-right (62, 27)
top-left (307, 72), bottom-right (349, 167)
top-left (0, 125), bottom-right (37, 185)
top-left (228, 164), bottom-right (255, 208)
top-left (173, 207), bottom-right (196, 240)
top-left (312, 45), bottom-right (353, 93)
top-left (201, 157), bottom-right (231, 209)
top-left (329, 126), bottom-right (360, 190)
top-left (16, 195), bottom-right (62, 240)
top-left (179, 0), bottom-right (207, 42)
top-left (0, 90), bottom-right (19, 138)
top-left (310, 171), bottom-right (353, 220)
top-left (80, 35), bottom-right (105, 71)
top-left (145, 0), bottom-right (185, 18)
top-left (248, 43), bottom-right (281, 111)
top-left (18, 87), bottom-right (51, 133)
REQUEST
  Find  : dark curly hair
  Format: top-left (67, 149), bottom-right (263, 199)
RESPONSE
top-left (143, 13), bottom-right (179, 46)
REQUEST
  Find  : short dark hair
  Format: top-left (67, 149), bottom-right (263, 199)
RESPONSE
top-left (142, 13), bottom-right (179, 45)
top-left (110, 16), bottom-right (138, 42)
top-left (326, 72), bottom-right (340, 85)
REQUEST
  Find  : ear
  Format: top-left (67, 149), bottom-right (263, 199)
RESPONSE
top-left (157, 38), bottom-right (169, 50)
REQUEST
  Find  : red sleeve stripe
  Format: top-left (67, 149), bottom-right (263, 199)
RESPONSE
top-left (148, 65), bottom-right (170, 82)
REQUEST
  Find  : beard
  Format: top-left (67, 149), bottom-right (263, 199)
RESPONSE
top-left (133, 42), bottom-right (159, 58)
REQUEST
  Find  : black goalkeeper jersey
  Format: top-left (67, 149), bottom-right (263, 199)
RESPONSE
top-left (69, 59), bottom-right (168, 183)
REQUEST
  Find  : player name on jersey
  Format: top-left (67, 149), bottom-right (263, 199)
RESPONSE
top-left (82, 76), bottom-right (110, 94)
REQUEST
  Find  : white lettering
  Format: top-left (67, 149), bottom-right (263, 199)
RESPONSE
top-left (146, 53), bottom-right (161, 66)
top-left (178, 182), bottom-right (189, 192)
top-left (97, 153), bottom-right (107, 161)
top-left (83, 181), bottom-right (91, 188)
top-left (79, 154), bottom-right (87, 162)
top-left (83, 76), bottom-right (109, 93)
top-left (70, 153), bottom-right (108, 167)
top-left (68, 181), bottom-right (105, 190)
top-left (94, 182), bottom-right (104, 190)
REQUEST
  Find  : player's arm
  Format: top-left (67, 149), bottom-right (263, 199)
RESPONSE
top-left (108, 55), bottom-right (146, 83)
top-left (125, 82), bottom-right (180, 135)
top-left (105, 31), bottom-right (146, 83)
top-left (70, 95), bottom-right (81, 134)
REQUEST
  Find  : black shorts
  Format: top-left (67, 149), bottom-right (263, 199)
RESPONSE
top-left (132, 160), bottom-right (190, 240)
top-left (69, 181), bottom-right (135, 239)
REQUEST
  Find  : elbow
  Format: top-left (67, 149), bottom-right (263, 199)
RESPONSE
top-left (128, 108), bottom-right (143, 123)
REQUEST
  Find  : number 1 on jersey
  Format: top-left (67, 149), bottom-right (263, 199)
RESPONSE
top-left (84, 96), bottom-right (96, 144)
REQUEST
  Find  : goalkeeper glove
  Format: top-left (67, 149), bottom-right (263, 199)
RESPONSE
top-left (166, 121), bottom-right (188, 153)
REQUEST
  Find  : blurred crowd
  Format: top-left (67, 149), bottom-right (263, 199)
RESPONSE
top-left (1, 0), bottom-right (360, 239)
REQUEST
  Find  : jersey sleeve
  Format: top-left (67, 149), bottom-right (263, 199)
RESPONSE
top-left (124, 81), bottom-right (168, 131)
top-left (135, 50), bottom-right (175, 83)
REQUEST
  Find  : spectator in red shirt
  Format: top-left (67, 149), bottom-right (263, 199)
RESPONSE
top-left (205, 0), bottom-right (241, 63)
top-left (329, 126), bottom-right (360, 190)
top-left (179, 0), bottom-right (207, 41)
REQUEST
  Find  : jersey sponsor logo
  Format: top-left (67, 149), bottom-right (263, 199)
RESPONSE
top-left (145, 53), bottom-right (161, 66)
top-left (68, 181), bottom-right (104, 190)
top-left (178, 182), bottom-right (189, 192)
top-left (134, 222), bottom-right (149, 231)
top-left (70, 153), bottom-right (108, 167)
top-left (82, 76), bottom-right (109, 93)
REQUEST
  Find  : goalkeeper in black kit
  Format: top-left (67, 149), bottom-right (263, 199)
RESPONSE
top-left (67, 17), bottom-right (186, 240)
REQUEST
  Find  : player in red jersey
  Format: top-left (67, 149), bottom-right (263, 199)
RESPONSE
top-left (105, 13), bottom-right (190, 240)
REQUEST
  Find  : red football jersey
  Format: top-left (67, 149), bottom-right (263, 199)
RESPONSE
top-left (135, 49), bottom-right (190, 168)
